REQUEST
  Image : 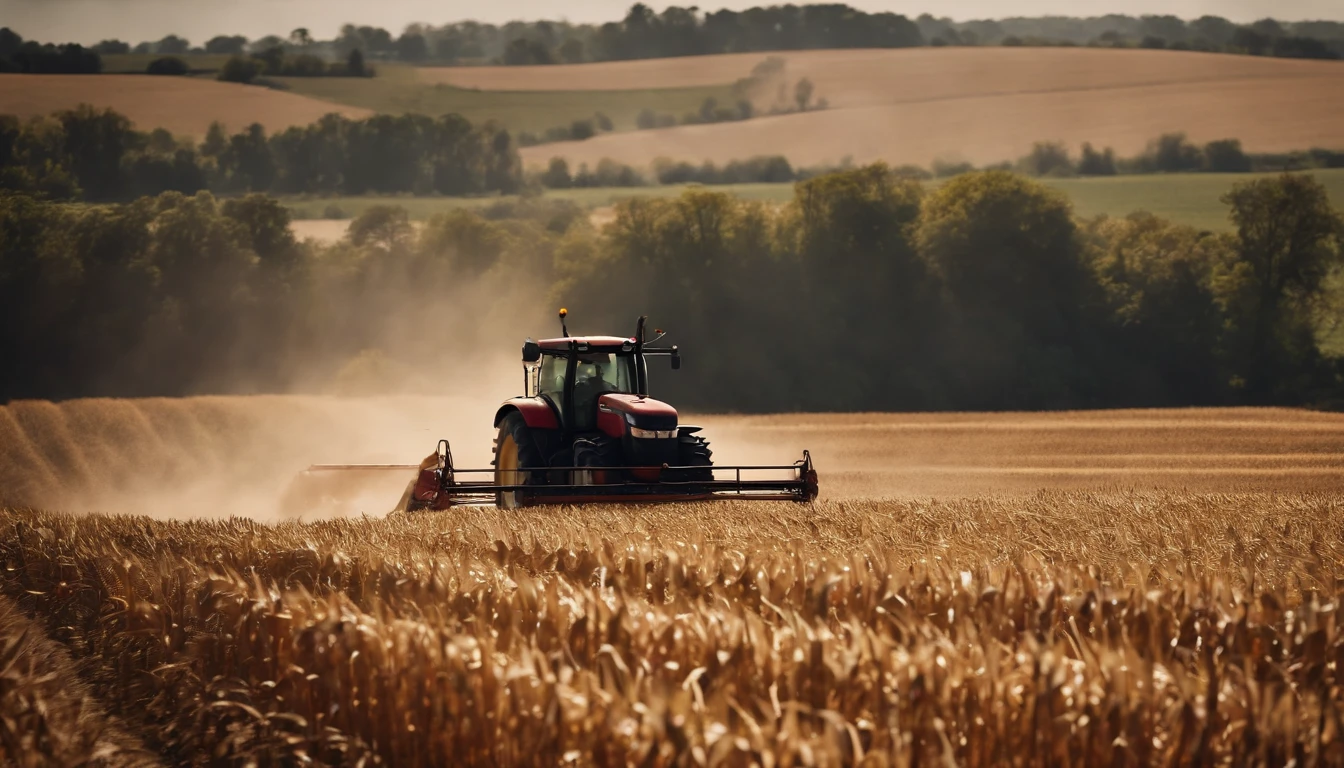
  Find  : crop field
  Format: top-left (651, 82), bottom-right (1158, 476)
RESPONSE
top-left (3, 397), bottom-right (1344, 763)
top-left (278, 64), bottom-right (736, 134)
top-left (0, 73), bottom-right (371, 137)
top-left (517, 47), bottom-right (1344, 170)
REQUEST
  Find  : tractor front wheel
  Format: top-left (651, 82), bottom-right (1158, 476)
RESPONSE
top-left (494, 412), bottom-right (544, 508)
top-left (677, 435), bottom-right (715, 482)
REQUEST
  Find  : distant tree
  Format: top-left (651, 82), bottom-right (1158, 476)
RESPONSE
top-left (217, 56), bottom-right (260, 84)
top-left (1190, 15), bottom-right (1237, 46)
top-left (345, 49), bottom-right (368, 77)
top-left (1232, 27), bottom-right (1271, 55)
top-left (1140, 35), bottom-right (1167, 49)
top-left (540, 157), bottom-right (573, 188)
top-left (347, 205), bottom-right (413, 252)
top-left (1018, 141), bottom-right (1074, 176)
top-left (503, 37), bottom-right (553, 65)
top-left (146, 56), bottom-right (189, 75)
top-left (155, 35), bottom-right (190, 55)
top-left (1147, 133), bottom-right (1203, 172)
top-left (593, 112), bottom-right (614, 132)
top-left (1203, 139), bottom-right (1252, 172)
top-left (93, 39), bottom-right (130, 55)
top-left (0, 28), bottom-right (22, 58)
top-left (1219, 174), bottom-right (1343, 400)
top-left (289, 28), bottom-right (313, 48)
top-left (396, 33), bottom-right (427, 62)
top-left (204, 35), bottom-right (247, 55)
top-left (1077, 143), bottom-right (1117, 175)
top-left (569, 119), bottom-right (595, 141)
top-left (558, 38), bottom-right (585, 63)
top-left (794, 77), bottom-right (815, 111)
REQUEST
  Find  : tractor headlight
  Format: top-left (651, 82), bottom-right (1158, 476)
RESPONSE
top-left (629, 427), bottom-right (676, 439)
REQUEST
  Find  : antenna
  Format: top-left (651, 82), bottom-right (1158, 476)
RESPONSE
top-left (559, 307), bottom-right (569, 337)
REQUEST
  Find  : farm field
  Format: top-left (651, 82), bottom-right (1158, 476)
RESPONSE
top-left (277, 64), bottom-right (736, 134)
top-left (517, 47), bottom-right (1344, 170)
top-left (0, 73), bottom-right (371, 137)
top-left (3, 397), bottom-right (1344, 764)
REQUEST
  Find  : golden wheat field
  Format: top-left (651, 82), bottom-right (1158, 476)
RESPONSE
top-left (4, 397), bottom-right (1344, 765)
top-left (517, 47), bottom-right (1344, 170)
top-left (0, 74), bottom-right (372, 137)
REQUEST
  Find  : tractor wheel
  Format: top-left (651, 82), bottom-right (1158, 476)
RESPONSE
top-left (677, 435), bottom-right (715, 482)
top-left (493, 412), bottom-right (545, 509)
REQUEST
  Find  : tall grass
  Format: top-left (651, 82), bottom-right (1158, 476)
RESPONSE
top-left (2, 493), bottom-right (1342, 765)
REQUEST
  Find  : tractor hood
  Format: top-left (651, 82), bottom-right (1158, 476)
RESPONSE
top-left (597, 393), bottom-right (678, 436)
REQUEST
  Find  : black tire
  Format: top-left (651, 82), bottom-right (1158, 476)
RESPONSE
top-left (493, 412), bottom-right (546, 508)
top-left (677, 434), bottom-right (715, 482)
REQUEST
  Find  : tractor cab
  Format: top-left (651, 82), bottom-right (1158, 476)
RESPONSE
top-left (520, 313), bottom-right (680, 434)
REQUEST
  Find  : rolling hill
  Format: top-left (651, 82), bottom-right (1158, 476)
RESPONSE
top-left (0, 74), bottom-right (372, 136)
top-left (510, 47), bottom-right (1344, 169)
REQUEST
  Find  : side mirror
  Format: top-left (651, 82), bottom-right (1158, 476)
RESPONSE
top-left (522, 340), bottom-right (541, 363)
top-left (671, 347), bottom-right (681, 370)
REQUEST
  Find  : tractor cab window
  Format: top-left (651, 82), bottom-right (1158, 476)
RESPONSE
top-left (537, 351), bottom-right (638, 430)
top-left (572, 353), bottom-right (635, 429)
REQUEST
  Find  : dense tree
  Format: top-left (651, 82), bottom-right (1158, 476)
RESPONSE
top-left (155, 35), bottom-right (190, 54)
top-left (1218, 175), bottom-right (1343, 401)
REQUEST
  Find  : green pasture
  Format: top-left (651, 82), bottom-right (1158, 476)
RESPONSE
top-left (275, 65), bottom-right (736, 134)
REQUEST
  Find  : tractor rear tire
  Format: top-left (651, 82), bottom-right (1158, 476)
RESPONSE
top-left (494, 412), bottom-right (545, 508)
top-left (677, 435), bottom-right (715, 482)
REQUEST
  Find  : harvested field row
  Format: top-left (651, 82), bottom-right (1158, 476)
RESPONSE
top-left (3, 492), bottom-right (1343, 765)
top-left (0, 74), bottom-right (371, 138)
top-left (431, 47), bottom-right (1344, 102)
top-left (525, 70), bottom-right (1344, 170)
top-left (3, 399), bottom-right (1344, 519)
top-left (0, 595), bottom-right (161, 767)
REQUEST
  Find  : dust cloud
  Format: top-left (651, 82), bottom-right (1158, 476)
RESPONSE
top-left (0, 395), bottom-right (510, 519)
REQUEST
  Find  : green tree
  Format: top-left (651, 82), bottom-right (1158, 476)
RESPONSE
top-left (541, 157), bottom-right (572, 188)
top-left (917, 171), bottom-right (1099, 407)
top-left (1077, 143), bottom-right (1117, 175)
top-left (1088, 213), bottom-right (1230, 403)
top-left (1217, 174), bottom-right (1343, 400)
top-left (1203, 139), bottom-right (1252, 172)
top-left (1018, 141), bottom-right (1074, 177)
top-left (204, 35), bottom-right (247, 55)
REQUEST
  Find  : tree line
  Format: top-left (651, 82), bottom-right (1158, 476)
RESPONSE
top-left (9, 7), bottom-right (1336, 74)
top-left (2, 168), bottom-right (1341, 410)
top-left (0, 107), bottom-right (521, 201)
top-left (532, 134), bottom-right (1344, 192)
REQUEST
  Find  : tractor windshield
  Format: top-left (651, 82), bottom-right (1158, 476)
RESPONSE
top-left (575, 353), bottom-right (637, 394)
top-left (538, 351), bottom-right (639, 429)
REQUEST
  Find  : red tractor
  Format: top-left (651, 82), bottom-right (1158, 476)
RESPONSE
top-left (302, 311), bottom-right (818, 510)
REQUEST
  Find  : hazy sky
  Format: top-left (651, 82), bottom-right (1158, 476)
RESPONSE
top-left (4, 0), bottom-right (1342, 45)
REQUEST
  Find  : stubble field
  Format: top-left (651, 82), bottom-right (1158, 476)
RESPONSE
top-left (3, 397), bottom-right (1344, 765)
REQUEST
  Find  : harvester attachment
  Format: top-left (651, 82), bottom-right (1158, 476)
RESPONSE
top-left (295, 438), bottom-right (819, 512)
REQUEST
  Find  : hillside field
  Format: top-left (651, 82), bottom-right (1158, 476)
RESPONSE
top-left (515, 47), bottom-right (1344, 169)
top-left (278, 64), bottom-right (737, 134)
top-left (0, 73), bottom-right (371, 137)
top-left (3, 397), bottom-right (1344, 764)
top-left (4, 47), bottom-right (1341, 162)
